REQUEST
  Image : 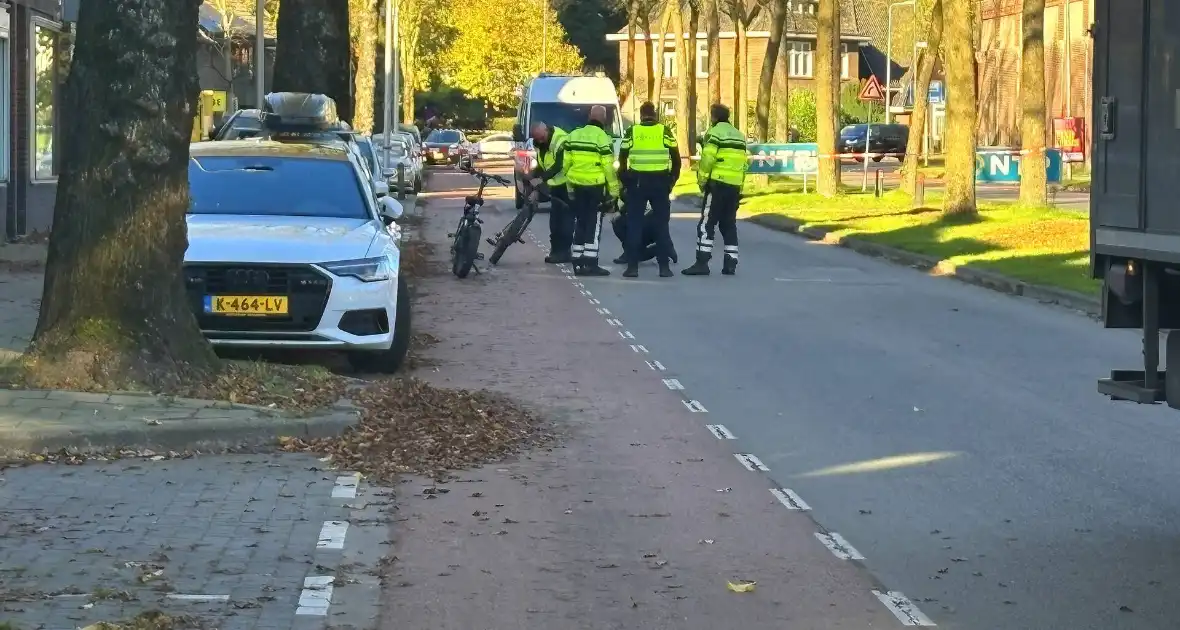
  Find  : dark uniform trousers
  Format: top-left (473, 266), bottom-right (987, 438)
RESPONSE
top-left (625, 173), bottom-right (675, 265)
top-left (698, 181), bottom-right (741, 260)
top-left (569, 184), bottom-right (607, 265)
top-left (547, 185), bottom-right (574, 255)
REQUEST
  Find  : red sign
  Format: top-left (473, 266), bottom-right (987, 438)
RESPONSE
top-left (858, 76), bottom-right (885, 102)
top-left (1052, 117), bottom-right (1086, 163)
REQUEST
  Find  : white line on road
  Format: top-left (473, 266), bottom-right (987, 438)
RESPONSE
top-left (296, 576), bottom-right (335, 616)
top-left (579, 290), bottom-right (589, 296)
top-left (706, 424), bottom-right (736, 439)
top-left (596, 307), bottom-right (611, 315)
top-left (773, 278), bottom-right (835, 283)
top-left (770, 488), bottom-right (811, 511)
top-left (734, 453), bottom-right (769, 471)
top-left (872, 590), bottom-right (936, 626)
top-left (165, 594), bottom-right (230, 602)
top-left (316, 521), bottom-right (349, 549)
top-left (589, 298), bottom-right (601, 305)
top-left (331, 473), bottom-right (360, 498)
top-left (682, 400), bottom-right (708, 413)
top-left (606, 319), bottom-right (623, 327)
top-left (646, 360), bottom-right (666, 370)
top-left (619, 330), bottom-right (635, 339)
top-left (815, 532), bottom-right (865, 560)
top-left (631, 344), bottom-right (649, 353)
top-left (662, 378), bottom-right (684, 390)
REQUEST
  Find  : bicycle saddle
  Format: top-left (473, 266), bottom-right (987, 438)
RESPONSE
top-left (465, 195), bottom-right (484, 206)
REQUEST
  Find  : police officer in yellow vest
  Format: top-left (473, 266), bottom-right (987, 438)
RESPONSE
top-left (683, 103), bottom-right (749, 276)
top-left (528, 121), bottom-right (574, 264)
top-left (618, 101), bottom-right (680, 278)
top-left (559, 105), bottom-right (621, 277)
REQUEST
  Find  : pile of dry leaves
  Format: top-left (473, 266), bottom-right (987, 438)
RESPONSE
top-left (280, 376), bottom-right (551, 482)
top-left (173, 361), bottom-right (348, 412)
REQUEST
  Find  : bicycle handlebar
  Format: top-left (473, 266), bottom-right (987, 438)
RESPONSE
top-left (461, 164), bottom-right (510, 186)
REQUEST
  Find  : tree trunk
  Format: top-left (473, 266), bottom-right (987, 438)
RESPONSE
top-left (901, 0), bottom-right (944, 196)
top-left (773, 30), bottom-right (789, 141)
top-left (1019, 0), bottom-right (1047, 205)
top-left (815, 0), bottom-right (840, 196)
top-left (686, 2), bottom-right (701, 146)
top-left (653, 3), bottom-right (674, 109)
top-left (640, 11), bottom-right (656, 102)
top-left (755, 0), bottom-right (786, 142)
top-left (349, 0), bottom-right (378, 131)
top-left (942, 0), bottom-right (977, 215)
top-left (734, 23), bottom-right (745, 128)
top-left (273, 0), bottom-right (354, 123)
top-left (675, 1), bottom-right (691, 152)
top-left (28, 0), bottom-right (217, 388)
top-left (707, 0), bottom-right (721, 105)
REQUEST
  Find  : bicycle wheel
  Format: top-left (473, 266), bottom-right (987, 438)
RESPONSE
top-left (489, 208), bottom-right (531, 265)
top-left (453, 223), bottom-right (481, 278)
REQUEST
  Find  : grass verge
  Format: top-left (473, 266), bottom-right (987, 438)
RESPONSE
top-left (740, 186), bottom-right (1097, 296)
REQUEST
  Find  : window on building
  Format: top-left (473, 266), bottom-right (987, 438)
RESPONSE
top-left (0, 28), bottom-right (10, 182)
top-left (662, 48), bottom-right (676, 78)
top-left (841, 43), bottom-right (851, 79)
top-left (788, 41), bottom-right (813, 78)
top-left (31, 21), bottom-right (61, 182)
top-left (661, 99), bottom-right (675, 116)
top-left (696, 40), bottom-right (708, 78)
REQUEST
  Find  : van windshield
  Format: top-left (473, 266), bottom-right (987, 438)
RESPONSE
top-left (530, 103), bottom-right (623, 137)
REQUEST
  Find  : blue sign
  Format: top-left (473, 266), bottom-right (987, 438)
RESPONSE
top-left (974, 148), bottom-right (1062, 184)
top-left (747, 143), bottom-right (819, 175)
top-left (928, 81), bottom-right (945, 104)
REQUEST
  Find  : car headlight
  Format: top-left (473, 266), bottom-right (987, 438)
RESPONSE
top-left (320, 257), bottom-right (391, 282)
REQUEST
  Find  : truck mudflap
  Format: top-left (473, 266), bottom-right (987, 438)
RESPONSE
top-left (1098, 371), bottom-right (1166, 404)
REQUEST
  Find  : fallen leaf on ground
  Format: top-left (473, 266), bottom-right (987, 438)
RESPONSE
top-left (727, 580), bottom-right (757, 593)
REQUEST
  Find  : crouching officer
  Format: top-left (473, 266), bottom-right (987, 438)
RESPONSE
top-left (683, 103), bottom-right (748, 276)
top-left (528, 121), bottom-right (573, 264)
top-left (612, 201), bottom-right (679, 265)
top-left (618, 101), bottom-right (680, 278)
top-left (560, 105), bottom-right (620, 277)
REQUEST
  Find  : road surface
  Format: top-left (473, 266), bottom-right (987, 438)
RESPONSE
top-left (468, 163), bottom-right (1180, 630)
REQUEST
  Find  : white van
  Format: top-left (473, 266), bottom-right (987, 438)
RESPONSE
top-left (511, 73), bottom-right (623, 208)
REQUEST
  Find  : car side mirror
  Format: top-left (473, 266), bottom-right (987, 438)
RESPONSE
top-left (373, 180), bottom-right (390, 198)
top-left (379, 196), bottom-right (403, 224)
top-left (512, 124), bottom-right (525, 143)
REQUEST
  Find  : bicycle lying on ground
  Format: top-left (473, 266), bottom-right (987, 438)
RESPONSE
top-left (448, 165), bottom-right (510, 278)
top-left (486, 181), bottom-right (550, 265)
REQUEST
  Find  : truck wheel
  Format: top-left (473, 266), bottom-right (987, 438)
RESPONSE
top-left (1167, 331), bottom-right (1180, 410)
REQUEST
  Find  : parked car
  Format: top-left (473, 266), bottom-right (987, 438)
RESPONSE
top-left (379, 138), bottom-right (425, 194)
top-left (185, 94), bottom-right (409, 373)
top-left (211, 109), bottom-right (262, 140)
top-left (351, 135), bottom-right (396, 199)
top-left (423, 128), bottom-right (468, 165)
top-left (474, 132), bottom-right (513, 158)
top-left (839, 123), bottom-right (908, 162)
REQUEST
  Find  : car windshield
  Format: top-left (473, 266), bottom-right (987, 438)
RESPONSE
top-left (427, 130), bottom-right (461, 143)
top-left (189, 156), bottom-right (369, 220)
top-left (483, 134), bottom-right (509, 143)
top-left (530, 103), bottom-right (623, 137)
top-left (840, 125), bottom-right (866, 136)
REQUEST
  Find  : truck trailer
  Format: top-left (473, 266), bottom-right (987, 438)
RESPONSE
top-left (1092, 0), bottom-right (1180, 408)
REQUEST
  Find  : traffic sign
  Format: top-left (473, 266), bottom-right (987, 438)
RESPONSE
top-left (858, 76), bottom-right (885, 102)
top-left (928, 80), bottom-right (945, 104)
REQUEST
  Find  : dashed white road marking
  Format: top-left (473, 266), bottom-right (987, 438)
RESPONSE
top-left (619, 330), bottom-right (635, 339)
top-left (706, 424), bottom-right (736, 439)
top-left (606, 318), bottom-right (623, 327)
top-left (596, 307), bottom-right (611, 315)
top-left (815, 532), bottom-right (865, 560)
top-left (331, 473), bottom-right (360, 498)
top-left (316, 521), bottom-right (349, 549)
top-left (770, 488), bottom-right (812, 511)
top-left (734, 453), bottom-right (768, 471)
top-left (646, 360), bottom-right (666, 370)
top-left (662, 378), bottom-right (684, 390)
top-left (589, 298), bottom-right (601, 304)
top-left (682, 399), bottom-right (708, 413)
top-left (166, 594), bottom-right (230, 602)
top-left (872, 590), bottom-right (936, 626)
top-left (631, 344), bottom-right (649, 353)
top-left (579, 290), bottom-right (589, 296)
top-left (296, 576), bottom-right (335, 616)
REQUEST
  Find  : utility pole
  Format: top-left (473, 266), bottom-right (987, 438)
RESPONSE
top-left (393, 0), bottom-right (400, 129)
top-left (255, 0), bottom-right (265, 108)
top-left (383, 0), bottom-right (393, 165)
top-left (541, 0), bottom-right (548, 72)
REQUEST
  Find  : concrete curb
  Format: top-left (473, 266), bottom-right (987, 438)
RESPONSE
top-left (745, 213), bottom-right (1101, 315)
top-left (0, 388), bottom-right (360, 458)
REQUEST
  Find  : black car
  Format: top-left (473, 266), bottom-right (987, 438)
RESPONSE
top-left (423, 128), bottom-right (467, 165)
top-left (210, 109), bottom-right (263, 141)
top-left (839, 123), bottom-right (908, 162)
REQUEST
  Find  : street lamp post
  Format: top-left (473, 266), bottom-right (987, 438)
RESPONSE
top-left (393, 0), bottom-right (400, 130)
top-left (885, 0), bottom-right (916, 125)
top-left (255, 0), bottom-right (265, 108)
top-left (383, 0), bottom-right (393, 165)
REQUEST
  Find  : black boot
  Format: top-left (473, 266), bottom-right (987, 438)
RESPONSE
top-left (576, 261), bottom-right (611, 277)
top-left (546, 250), bottom-right (572, 264)
top-left (612, 253), bottom-right (627, 265)
top-left (670, 247), bottom-right (679, 265)
top-left (623, 263), bottom-right (639, 278)
top-left (658, 259), bottom-right (674, 278)
top-left (681, 252), bottom-right (711, 276)
top-left (722, 254), bottom-right (737, 276)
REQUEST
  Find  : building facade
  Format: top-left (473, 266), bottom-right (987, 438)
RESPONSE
top-left (976, 0), bottom-right (1092, 147)
top-left (608, 0), bottom-right (877, 126)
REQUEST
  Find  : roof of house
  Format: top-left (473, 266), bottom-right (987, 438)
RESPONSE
top-left (199, 0), bottom-right (277, 39)
top-left (613, 0), bottom-right (877, 39)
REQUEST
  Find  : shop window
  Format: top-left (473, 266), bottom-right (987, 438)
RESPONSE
top-left (32, 21), bottom-right (61, 182)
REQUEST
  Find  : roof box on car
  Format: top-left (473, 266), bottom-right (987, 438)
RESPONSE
top-left (261, 92), bottom-right (341, 130)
